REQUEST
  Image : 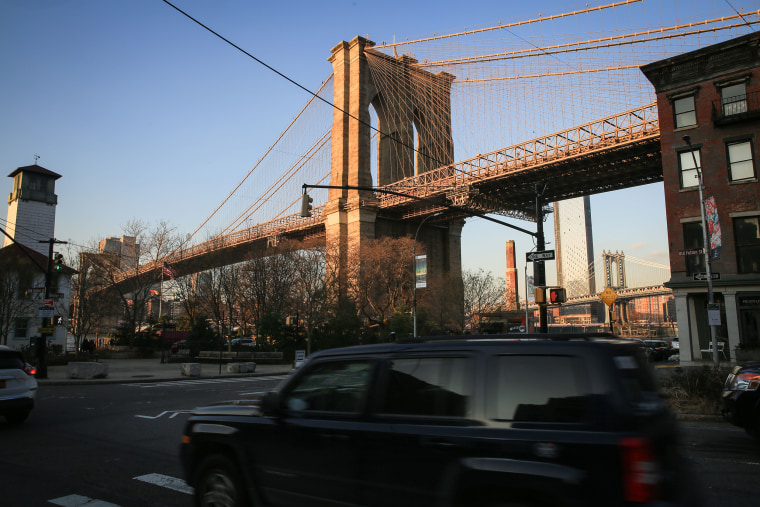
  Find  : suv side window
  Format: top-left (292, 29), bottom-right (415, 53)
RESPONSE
top-left (490, 355), bottom-right (593, 423)
top-left (282, 360), bottom-right (372, 414)
top-left (379, 356), bottom-right (473, 418)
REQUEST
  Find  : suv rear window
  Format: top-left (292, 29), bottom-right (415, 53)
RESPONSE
top-left (379, 356), bottom-right (474, 418)
top-left (489, 355), bottom-right (593, 423)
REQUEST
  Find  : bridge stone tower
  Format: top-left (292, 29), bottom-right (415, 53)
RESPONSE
top-left (326, 36), bottom-right (462, 318)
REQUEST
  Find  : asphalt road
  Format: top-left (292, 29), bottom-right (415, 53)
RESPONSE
top-left (0, 374), bottom-right (284, 506)
top-left (2, 376), bottom-right (759, 506)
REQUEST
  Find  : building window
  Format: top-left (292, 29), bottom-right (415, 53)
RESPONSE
top-left (674, 95), bottom-right (697, 128)
top-left (735, 216), bottom-right (760, 273)
top-left (14, 319), bottom-right (29, 339)
top-left (721, 82), bottom-right (747, 116)
top-left (679, 149), bottom-right (701, 188)
top-left (683, 222), bottom-right (706, 275)
top-left (727, 140), bottom-right (755, 181)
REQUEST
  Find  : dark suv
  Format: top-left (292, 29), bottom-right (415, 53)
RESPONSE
top-left (180, 334), bottom-right (694, 506)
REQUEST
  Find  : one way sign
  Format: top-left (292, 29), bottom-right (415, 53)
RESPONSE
top-left (526, 250), bottom-right (556, 262)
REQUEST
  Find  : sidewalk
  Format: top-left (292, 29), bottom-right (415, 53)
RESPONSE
top-left (37, 357), bottom-right (294, 386)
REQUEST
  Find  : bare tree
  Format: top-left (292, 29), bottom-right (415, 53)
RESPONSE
top-left (70, 250), bottom-right (120, 353)
top-left (348, 237), bottom-right (415, 331)
top-left (462, 268), bottom-right (506, 333)
top-left (291, 246), bottom-right (327, 353)
top-left (0, 253), bottom-right (37, 346)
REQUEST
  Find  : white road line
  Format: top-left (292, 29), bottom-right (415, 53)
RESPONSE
top-left (49, 494), bottom-right (120, 506)
top-left (134, 473), bottom-right (194, 495)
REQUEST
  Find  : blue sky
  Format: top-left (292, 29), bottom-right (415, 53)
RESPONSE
top-left (1, 0), bottom-right (739, 297)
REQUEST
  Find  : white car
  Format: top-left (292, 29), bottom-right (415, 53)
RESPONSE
top-left (0, 345), bottom-right (38, 425)
top-left (231, 338), bottom-right (255, 347)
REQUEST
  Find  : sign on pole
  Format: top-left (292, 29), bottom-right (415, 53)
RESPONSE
top-left (693, 272), bottom-right (720, 281)
top-left (599, 286), bottom-right (618, 306)
top-left (39, 307), bottom-right (55, 319)
top-left (526, 250), bottom-right (556, 262)
top-left (415, 255), bottom-right (427, 289)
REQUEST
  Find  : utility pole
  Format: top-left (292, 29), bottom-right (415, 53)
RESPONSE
top-left (535, 183), bottom-right (548, 333)
top-left (683, 135), bottom-right (720, 365)
top-left (38, 238), bottom-right (67, 379)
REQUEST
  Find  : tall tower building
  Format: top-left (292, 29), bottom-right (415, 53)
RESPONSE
top-left (505, 240), bottom-right (519, 309)
top-left (4, 164), bottom-right (61, 255)
top-left (99, 236), bottom-right (139, 270)
top-left (553, 196), bottom-right (595, 298)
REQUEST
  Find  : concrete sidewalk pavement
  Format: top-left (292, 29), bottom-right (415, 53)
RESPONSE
top-left (37, 357), bottom-right (294, 386)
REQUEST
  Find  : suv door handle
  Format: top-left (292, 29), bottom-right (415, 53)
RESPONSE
top-left (421, 436), bottom-right (459, 448)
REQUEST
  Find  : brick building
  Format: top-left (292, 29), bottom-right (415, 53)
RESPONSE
top-left (641, 32), bottom-right (760, 362)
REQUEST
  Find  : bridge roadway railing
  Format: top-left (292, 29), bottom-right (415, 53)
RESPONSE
top-left (376, 102), bottom-right (659, 207)
top-left (112, 207), bottom-right (324, 285)
top-left (112, 104), bottom-right (659, 285)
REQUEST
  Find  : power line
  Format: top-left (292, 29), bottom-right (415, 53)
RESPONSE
top-left (160, 0), bottom-right (447, 169)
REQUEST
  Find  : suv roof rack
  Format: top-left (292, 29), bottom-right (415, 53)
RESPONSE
top-left (396, 333), bottom-right (617, 344)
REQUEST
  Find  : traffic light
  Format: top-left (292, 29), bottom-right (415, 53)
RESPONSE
top-left (300, 193), bottom-right (313, 217)
top-left (548, 288), bottom-right (566, 304)
top-left (54, 253), bottom-right (64, 271)
top-left (534, 287), bottom-right (546, 304)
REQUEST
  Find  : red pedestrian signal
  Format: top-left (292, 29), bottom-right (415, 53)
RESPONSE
top-left (548, 288), bottom-right (566, 304)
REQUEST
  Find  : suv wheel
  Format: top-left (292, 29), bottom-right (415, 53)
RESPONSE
top-left (194, 454), bottom-right (248, 507)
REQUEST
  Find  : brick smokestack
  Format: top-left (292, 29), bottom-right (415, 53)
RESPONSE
top-left (505, 240), bottom-right (519, 310)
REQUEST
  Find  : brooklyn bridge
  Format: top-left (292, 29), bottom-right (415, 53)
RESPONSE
top-left (111, 1), bottom-right (759, 315)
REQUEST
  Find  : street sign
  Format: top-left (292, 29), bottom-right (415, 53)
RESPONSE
top-left (27, 287), bottom-right (45, 294)
top-left (39, 307), bottom-right (54, 319)
top-left (678, 248), bottom-right (704, 256)
top-left (526, 250), bottom-right (556, 262)
top-left (43, 298), bottom-right (55, 307)
top-left (599, 286), bottom-right (618, 306)
top-left (693, 272), bottom-right (720, 281)
top-left (707, 303), bottom-right (722, 325)
top-left (37, 327), bottom-right (56, 334)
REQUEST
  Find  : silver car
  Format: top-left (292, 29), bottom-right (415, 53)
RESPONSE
top-left (0, 345), bottom-right (38, 425)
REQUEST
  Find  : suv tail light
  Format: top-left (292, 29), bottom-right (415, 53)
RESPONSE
top-left (24, 363), bottom-right (37, 376)
top-left (620, 437), bottom-right (661, 502)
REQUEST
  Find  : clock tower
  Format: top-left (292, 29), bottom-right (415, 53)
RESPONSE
top-left (4, 163), bottom-right (61, 255)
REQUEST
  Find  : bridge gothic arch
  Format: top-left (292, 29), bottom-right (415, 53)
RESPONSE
top-left (326, 36), bottom-right (462, 320)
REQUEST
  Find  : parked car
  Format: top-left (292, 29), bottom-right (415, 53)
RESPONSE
top-left (180, 333), bottom-right (695, 506)
top-left (643, 339), bottom-right (675, 361)
top-left (231, 338), bottom-right (255, 347)
top-left (722, 363), bottom-right (760, 439)
top-left (671, 337), bottom-right (680, 350)
top-left (0, 345), bottom-right (38, 425)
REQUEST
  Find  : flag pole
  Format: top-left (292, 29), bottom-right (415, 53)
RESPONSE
top-left (159, 263), bottom-right (165, 363)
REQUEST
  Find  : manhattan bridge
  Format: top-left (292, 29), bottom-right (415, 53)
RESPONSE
top-left (115, 0), bottom-right (759, 329)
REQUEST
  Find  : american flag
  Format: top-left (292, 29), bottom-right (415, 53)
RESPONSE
top-left (163, 263), bottom-right (177, 280)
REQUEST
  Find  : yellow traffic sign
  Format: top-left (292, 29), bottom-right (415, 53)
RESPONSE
top-left (599, 286), bottom-right (618, 306)
top-left (37, 327), bottom-right (56, 334)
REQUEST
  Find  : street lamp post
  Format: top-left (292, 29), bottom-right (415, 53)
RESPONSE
top-left (413, 212), bottom-right (442, 338)
top-left (683, 135), bottom-right (720, 365)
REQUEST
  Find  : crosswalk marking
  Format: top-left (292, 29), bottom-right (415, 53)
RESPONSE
top-left (49, 494), bottom-right (120, 506)
top-left (134, 473), bottom-right (194, 495)
top-left (49, 474), bottom-right (192, 506)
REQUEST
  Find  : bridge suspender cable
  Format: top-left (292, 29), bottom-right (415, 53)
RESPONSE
top-left (161, 0), bottom-right (451, 174)
top-left (374, 0), bottom-right (643, 49)
top-left (302, 183), bottom-right (537, 238)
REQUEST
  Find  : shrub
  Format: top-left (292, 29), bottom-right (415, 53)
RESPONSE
top-left (659, 365), bottom-right (732, 415)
